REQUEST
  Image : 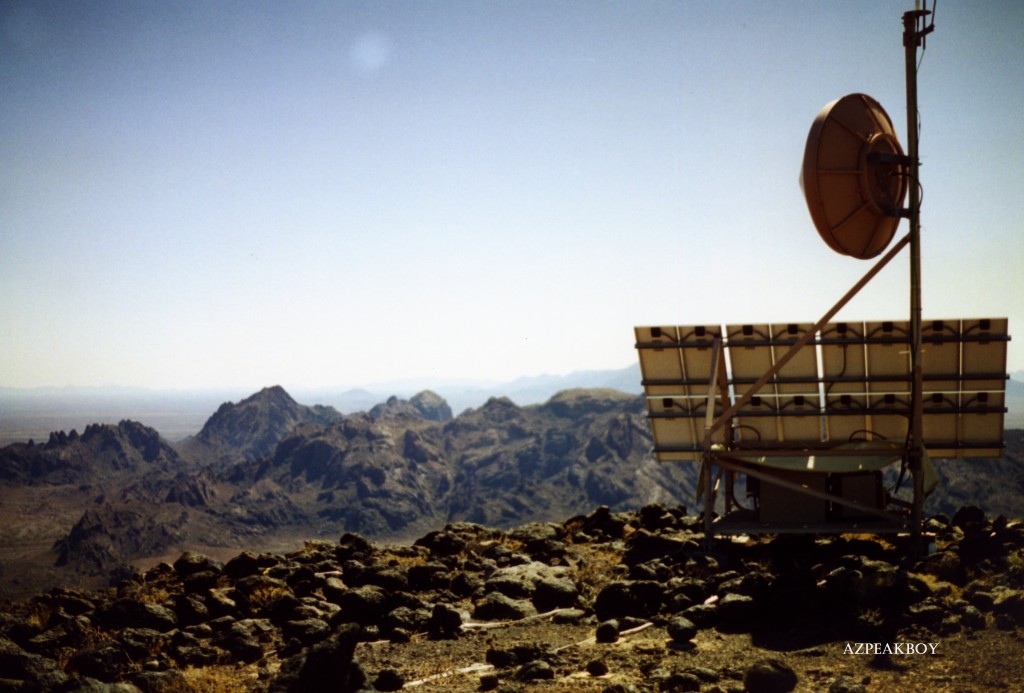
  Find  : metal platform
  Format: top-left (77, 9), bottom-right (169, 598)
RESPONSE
top-left (709, 511), bottom-right (911, 536)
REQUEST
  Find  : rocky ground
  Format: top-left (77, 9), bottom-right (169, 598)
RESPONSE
top-left (2, 503), bottom-right (1024, 692)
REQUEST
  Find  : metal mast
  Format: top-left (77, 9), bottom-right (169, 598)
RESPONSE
top-left (904, 7), bottom-right (933, 548)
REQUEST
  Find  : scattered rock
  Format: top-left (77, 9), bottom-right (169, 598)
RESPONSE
top-left (594, 580), bottom-right (662, 620)
top-left (270, 623), bottom-right (365, 692)
top-left (743, 658), bottom-right (797, 693)
top-left (829, 676), bottom-right (868, 693)
top-left (667, 615), bottom-right (698, 644)
top-left (596, 620), bottom-right (620, 643)
top-left (515, 659), bottom-right (555, 681)
top-left (336, 585), bottom-right (389, 626)
top-left (373, 667), bottom-right (405, 691)
top-left (1, 499), bottom-right (1023, 691)
top-left (717, 593), bottom-right (757, 629)
top-left (472, 592), bottom-right (537, 621)
top-left (428, 603), bottom-right (463, 639)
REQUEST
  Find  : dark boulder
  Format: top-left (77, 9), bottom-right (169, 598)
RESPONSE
top-left (744, 658), bottom-right (798, 693)
top-left (472, 592), bottom-right (537, 621)
top-left (94, 599), bottom-right (178, 632)
top-left (0, 636), bottom-right (69, 690)
top-left (270, 623), bottom-right (365, 693)
top-left (173, 551), bottom-right (220, 578)
top-left (593, 581), bottom-right (663, 621)
top-left (428, 603), bottom-right (463, 639)
top-left (681, 602), bottom-right (718, 628)
top-left (282, 618), bottom-right (331, 646)
top-left (666, 615), bottom-right (698, 644)
top-left (623, 529), bottom-right (697, 566)
top-left (515, 659), bottom-right (555, 681)
top-left (373, 667), bottom-right (405, 691)
top-left (336, 585), bottom-right (389, 626)
top-left (68, 642), bottom-right (133, 681)
top-left (717, 593), bottom-right (757, 630)
top-left (595, 620), bottom-right (619, 643)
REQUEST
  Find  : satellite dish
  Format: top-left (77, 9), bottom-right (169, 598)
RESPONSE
top-left (801, 93), bottom-right (907, 259)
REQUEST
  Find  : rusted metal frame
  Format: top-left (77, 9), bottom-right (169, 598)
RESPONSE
top-left (713, 453), bottom-right (907, 524)
top-left (706, 232), bottom-right (911, 441)
top-left (701, 338), bottom-right (724, 545)
top-left (715, 341), bottom-right (736, 516)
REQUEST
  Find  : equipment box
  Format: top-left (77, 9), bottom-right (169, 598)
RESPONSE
top-left (757, 470), bottom-right (828, 524)
top-left (830, 471), bottom-right (884, 519)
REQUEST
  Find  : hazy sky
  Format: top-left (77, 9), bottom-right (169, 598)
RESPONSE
top-left (2, 1), bottom-right (1022, 390)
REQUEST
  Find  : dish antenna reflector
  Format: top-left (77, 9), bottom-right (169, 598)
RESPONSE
top-left (801, 93), bottom-right (907, 259)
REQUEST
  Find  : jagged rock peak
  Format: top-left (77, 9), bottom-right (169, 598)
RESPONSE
top-left (205, 386), bottom-right (298, 422)
top-left (371, 390), bottom-right (452, 422)
top-left (478, 395), bottom-right (520, 415)
top-left (193, 386), bottom-right (341, 465)
top-left (542, 388), bottom-right (642, 418)
top-left (199, 386), bottom-right (303, 439)
top-left (245, 385), bottom-right (297, 406)
top-left (409, 390), bottom-right (452, 422)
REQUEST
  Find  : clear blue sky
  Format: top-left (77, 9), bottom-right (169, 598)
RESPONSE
top-left (2, 1), bottom-right (1021, 390)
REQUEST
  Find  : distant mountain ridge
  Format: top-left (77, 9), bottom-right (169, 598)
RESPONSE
top-left (3, 364), bottom-right (1022, 447)
top-left (0, 365), bottom-right (644, 445)
top-left (1, 380), bottom-right (1023, 599)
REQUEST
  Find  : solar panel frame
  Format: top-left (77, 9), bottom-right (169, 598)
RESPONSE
top-left (635, 326), bottom-right (685, 397)
top-left (635, 317), bottom-right (1009, 460)
top-left (920, 319), bottom-right (961, 395)
top-left (820, 321), bottom-right (869, 395)
top-left (864, 320), bottom-right (912, 395)
top-left (961, 318), bottom-right (1009, 392)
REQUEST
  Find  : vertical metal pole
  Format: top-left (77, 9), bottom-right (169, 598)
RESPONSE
top-left (904, 9), bottom-right (926, 550)
top-left (702, 338), bottom-right (723, 549)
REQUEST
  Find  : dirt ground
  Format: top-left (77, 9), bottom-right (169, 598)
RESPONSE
top-left (346, 610), bottom-right (1024, 692)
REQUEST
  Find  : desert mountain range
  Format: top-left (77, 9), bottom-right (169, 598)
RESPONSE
top-left (0, 385), bottom-right (1021, 602)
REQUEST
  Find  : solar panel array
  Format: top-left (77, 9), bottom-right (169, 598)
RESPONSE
top-left (635, 318), bottom-right (1009, 461)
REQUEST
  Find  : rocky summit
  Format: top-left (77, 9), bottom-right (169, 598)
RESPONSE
top-left (180, 386), bottom-right (344, 468)
top-left (1, 503), bottom-right (1023, 692)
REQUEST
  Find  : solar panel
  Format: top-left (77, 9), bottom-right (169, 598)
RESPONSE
top-left (726, 324), bottom-right (780, 445)
top-left (962, 318), bottom-right (1009, 392)
top-left (820, 322), bottom-right (870, 443)
top-left (864, 321), bottom-right (912, 394)
top-left (635, 325), bottom-right (727, 461)
top-left (634, 326), bottom-right (684, 397)
top-left (771, 323), bottom-right (821, 442)
top-left (636, 318), bottom-right (1010, 461)
top-left (921, 319), bottom-right (960, 394)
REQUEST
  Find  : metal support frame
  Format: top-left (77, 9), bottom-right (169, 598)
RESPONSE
top-left (695, 237), bottom-right (912, 540)
top-left (707, 234), bottom-right (909, 441)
